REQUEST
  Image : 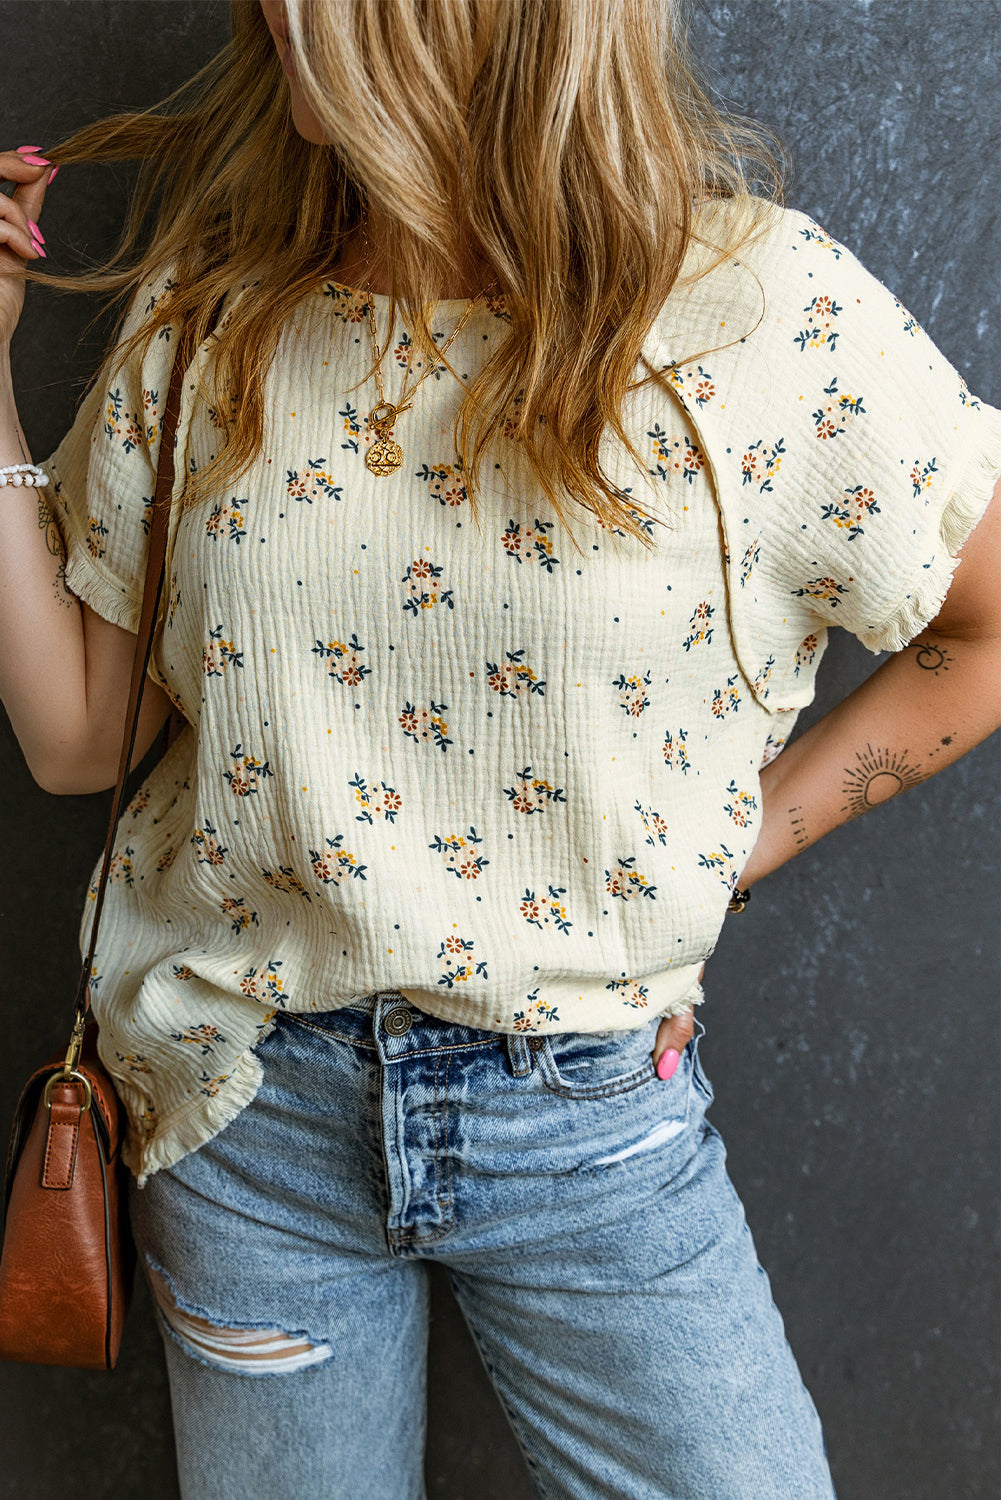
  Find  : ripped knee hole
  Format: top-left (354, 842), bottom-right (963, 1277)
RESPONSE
top-left (146, 1262), bottom-right (332, 1373)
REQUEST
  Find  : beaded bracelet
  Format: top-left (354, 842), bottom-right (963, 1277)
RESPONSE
top-left (727, 885), bottom-right (751, 912)
top-left (0, 463), bottom-right (48, 487)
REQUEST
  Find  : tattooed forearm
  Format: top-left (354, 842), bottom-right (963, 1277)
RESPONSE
top-left (734, 631), bottom-right (1001, 891)
top-left (36, 490), bottom-right (74, 606)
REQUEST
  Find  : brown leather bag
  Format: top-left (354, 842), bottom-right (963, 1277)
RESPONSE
top-left (0, 292), bottom-right (226, 1368)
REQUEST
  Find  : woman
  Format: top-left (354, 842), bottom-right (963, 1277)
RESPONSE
top-left (0, 1), bottom-right (998, 1496)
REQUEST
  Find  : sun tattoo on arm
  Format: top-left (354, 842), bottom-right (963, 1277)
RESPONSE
top-left (840, 742), bottom-right (927, 821)
top-left (909, 638), bottom-right (957, 675)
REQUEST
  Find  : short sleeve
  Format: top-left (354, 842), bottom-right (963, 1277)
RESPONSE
top-left (769, 209), bottom-right (1001, 655)
top-left (655, 201), bottom-right (1001, 714)
top-left (41, 264), bottom-right (181, 634)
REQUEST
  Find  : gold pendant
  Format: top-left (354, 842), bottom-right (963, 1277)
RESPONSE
top-left (365, 435), bottom-right (404, 475)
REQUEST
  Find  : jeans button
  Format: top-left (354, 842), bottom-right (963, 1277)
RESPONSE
top-left (384, 1006), bottom-right (413, 1036)
top-left (528, 1036), bottom-right (545, 1053)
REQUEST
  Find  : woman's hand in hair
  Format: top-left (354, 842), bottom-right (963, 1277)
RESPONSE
top-left (0, 146), bottom-right (55, 342)
top-left (651, 962), bottom-right (705, 1081)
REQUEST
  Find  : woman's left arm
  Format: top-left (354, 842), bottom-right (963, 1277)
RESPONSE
top-left (737, 474), bottom-right (1001, 891)
top-left (653, 474), bottom-right (1000, 1074)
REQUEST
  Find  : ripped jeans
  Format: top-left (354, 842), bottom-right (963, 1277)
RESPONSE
top-left (127, 991), bottom-right (838, 1500)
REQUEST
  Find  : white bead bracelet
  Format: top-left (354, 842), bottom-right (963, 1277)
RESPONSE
top-left (0, 463), bottom-right (48, 487)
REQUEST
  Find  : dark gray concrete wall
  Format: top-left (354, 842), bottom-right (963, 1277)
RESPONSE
top-left (0, 3), bottom-right (997, 1497)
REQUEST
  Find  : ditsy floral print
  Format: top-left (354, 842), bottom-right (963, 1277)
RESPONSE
top-left (41, 203), bottom-right (1001, 1182)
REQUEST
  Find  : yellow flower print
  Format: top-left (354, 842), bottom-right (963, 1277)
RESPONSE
top-left (605, 857), bottom-right (657, 901)
top-left (741, 438), bottom-right (785, 493)
top-left (519, 885), bottom-right (572, 934)
top-left (220, 894), bottom-right (259, 934)
top-left (503, 767), bottom-right (566, 814)
top-left (908, 458), bottom-right (939, 497)
top-left (309, 834), bottom-right (367, 885)
top-left (682, 599), bottom-right (714, 652)
top-left (486, 649), bottom-right (545, 699)
top-left (311, 633), bottom-right (371, 687)
top-left (238, 960), bottom-right (287, 1005)
top-left (634, 802), bottom-right (668, 847)
top-left (203, 625), bottom-right (245, 677)
top-left (662, 728), bottom-right (691, 773)
top-left (402, 557), bottom-right (454, 614)
top-left (400, 700), bottom-right (452, 751)
top-left (285, 458), bottom-right (342, 504)
top-left (430, 828), bottom-right (489, 880)
top-left (205, 497), bottom-right (248, 543)
top-left (85, 514), bottom-right (109, 560)
top-left (192, 823), bottom-right (228, 865)
top-left (709, 675), bottom-right (742, 718)
top-left (820, 484), bottom-right (880, 540)
top-left (416, 459), bottom-right (469, 508)
top-left (261, 865), bottom-right (312, 899)
top-left (723, 779), bottom-right (758, 830)
top-left (435, 936), bottom-right (488, 989)
top-left (223, 744), bottom-right (274, 797)
top-left (605, 977), bottom-right (651, 1009)
top-left (512, 988), bottom-right (560, 1031)
top-left (648, 424), bottom-right (705, 484)
top-left (794, 635), bottom-right (819, 676)
top-left (813, 377), bottom-right (864, 440)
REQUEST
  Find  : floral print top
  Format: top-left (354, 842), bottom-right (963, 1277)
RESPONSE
top-left (41, 198), bottom-right (1001, 1184)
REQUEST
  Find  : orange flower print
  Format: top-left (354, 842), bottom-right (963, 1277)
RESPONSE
top-left (663, 727), bottom-right (691, 773)
top-left (223, 743), bottom-right (274, 797)
top-left (605, 977), bottom-right (651, 1009)
top-left (171, 963), bottom-right (195, 981)
top-left (501, 517), bottom-right (560, 572)
top-left (238, 959), bottom-right (288, 1006)
top-left (759, 732), bottom-right (788, 769)
top-left (486, 649), bottom-right (545, 699)
top-left (126, 785), bottom-right (151, 819)
top-left (797, 221), bottom-right (844, 258)
top-left (614, 670), bottom-right (652, 718)
top-left (820, 484), bottom-right (880, 540)
top-left (85, 514), bottom-right (109, 560)
top-left (322, 281), bottom-right (370, 324)
top-left (104, 386), bottom-right (149, 454)
top-left (519, 885), bottom-right (573, 934)
top-left (753, 655), bottom-right (776, 700)
top-left (738, 535), bottom-right (762, 588)
top-left (723, 779), bottom-right (758, 829)
top-left (741, 438), bottom-right (785, 493)
top-left (168, 1023), bottom-right (225, 1056)
top-left (220, 895), bottom-right (259, 934)
top-left (285, 458), bottom-right (343, 504)
top-left (349, 773), bottom-right (403, 824)
top-left (114, 1050), bottom-right (153, 1074)
top-left (311, 633), bottom-right (371, 687)
top-left (794, 635), bottom-right (819, 676)
top-left (595, 504), bottom-right (657, 540)
top-left (192, 823), bottom-right (228, 865)
top-left (791, 576), bottom-right (852, 611)
top-left (697, 845), bottom-right (741, 892)
top-left (908, 458), bottom-right (939, 497)
top-left (155, 845), bottom-right (178, 873)
top-left (710, 675), bottom-right (741, 718)
top-left (400, 699), bottom-right (452, 751)
top-left (261, 865), bottom-right (312, 899)
top-left (402, 556), bottom-right (454, 614)
top-left (682, 599), bottom-right (714, 652)
top-left (205, 497), bottom-right (249, 544)
top-left (436, 935), bottom-right (488, 989)
top-left (605, 856), bottom-right (657, 901)
top-left (512, 988), bottom-right (560, 1031)
top-left (430, 828), bottom-right (489, 880)
top-left (634, 802), bottom-right (668, 846)
top-left (415, 459), bottom-right (470, 508)
top-left (138, 1102), bottom-right (158, 1143)
top-left (309, 834), bottom-right (367, 886)
top-left (794, 295), bottom-right (843, 352)
top-left (203, 625), bottom-right (245, 677)
top-left (197, 1071), bottom-right (232, 1100)
top-left (108, 846), bottom-right (136, 886)
top-left (648, 424), bottom-right (705, 484)
top-left (503, 767), bottom-right (566, 814)
top-left (813, 377), bottom-right (865, 440)
top-left (667, 362), bottom-right (716, 408)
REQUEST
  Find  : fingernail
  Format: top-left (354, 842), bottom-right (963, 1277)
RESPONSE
top-left (32, 242), bottom-right (46, 258)
top-left (47, 164), bottom-right (60, 182)
top-left (656, 1048), bottom-right (680, 1082)
top-left (15, 145), bottom-right (42, 155)
top-left (21, 155), bottom-right (51, 167)
top-left (28, 220), bottom-right (44, 244)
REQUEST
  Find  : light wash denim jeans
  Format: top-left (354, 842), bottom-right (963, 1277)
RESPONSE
top-left (127, 990), bottom-right (838, 1500)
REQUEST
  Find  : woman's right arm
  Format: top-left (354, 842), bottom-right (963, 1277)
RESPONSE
top-left (0, 147), bottom-right (171, 795)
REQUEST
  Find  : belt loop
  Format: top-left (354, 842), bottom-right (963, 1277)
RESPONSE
top-left (684, 1011), bottom-right (707, 1124)
top-left (506, 1032), bottom-right (533, 1077)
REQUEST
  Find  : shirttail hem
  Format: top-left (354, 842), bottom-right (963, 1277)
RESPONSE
top-left (124, 1031), bottom-right (272, 1189)
top-left (857, 405), bottom-right (1001, 656)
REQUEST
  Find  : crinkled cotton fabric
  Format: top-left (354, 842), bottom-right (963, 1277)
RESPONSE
top-left (41, 197), bottom-right (1001, 1183)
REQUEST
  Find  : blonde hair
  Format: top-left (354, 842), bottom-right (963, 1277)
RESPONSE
top-left (24, 0), bottom-right (785, 544)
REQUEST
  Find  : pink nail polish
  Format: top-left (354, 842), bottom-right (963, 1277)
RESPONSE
top-left (656, 1048), bottom-right (680, 1082)
top-left (47, 164), bottom-right (59, 182)
top-left (32, 243), bottom-right (46, 258)
top-left (21, 155), bottom-right (51, 168)
top-left (15, 145), bottom-right (42, 155)
top-left (28, 220), bottom-right (44, 244)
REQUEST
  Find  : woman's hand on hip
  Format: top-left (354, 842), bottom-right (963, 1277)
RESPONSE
top-left (652, 961), bottom-right (705, 1081)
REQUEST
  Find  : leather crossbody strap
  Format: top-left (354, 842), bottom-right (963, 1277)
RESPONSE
top-left (70, 293), bottom-right (227, 1028)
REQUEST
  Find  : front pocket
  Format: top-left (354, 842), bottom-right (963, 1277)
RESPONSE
top-left (535, 1019), bottom-right (662, 1099)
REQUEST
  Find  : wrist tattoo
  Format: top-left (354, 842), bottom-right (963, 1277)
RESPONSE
top-left (841, 742), bottom-right (926, 820)
top-left (910, 638), bottom-right (956, 675)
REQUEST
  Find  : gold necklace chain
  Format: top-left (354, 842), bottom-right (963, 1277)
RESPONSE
top-left (357, 213), bottom-right (497, 476)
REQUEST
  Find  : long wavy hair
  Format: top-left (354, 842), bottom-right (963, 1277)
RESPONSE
top-left (23, 0), bottom-right (785, 544)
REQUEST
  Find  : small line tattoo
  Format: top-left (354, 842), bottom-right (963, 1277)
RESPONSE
top-left (841, 742), bottom-right (926, 819)
top-left (787, 804), bottom-right (809, 849)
